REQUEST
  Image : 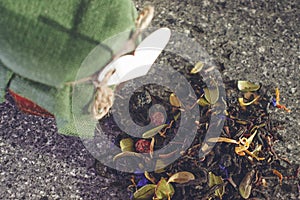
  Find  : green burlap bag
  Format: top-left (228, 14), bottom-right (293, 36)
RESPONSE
top-left (0, 0), bottom-right (137, 136)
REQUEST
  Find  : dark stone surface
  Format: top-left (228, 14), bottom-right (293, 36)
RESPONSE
top-left (0, 0), bottom-right (299, 199)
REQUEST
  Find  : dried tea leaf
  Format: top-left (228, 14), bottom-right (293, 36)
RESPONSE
top-left (204, 80), bottom-right (219, 104)
top-left (208, 172), bottom-right (225, 199)
top-left (169, 93), bottom-right (181, 107)
top-left (207, 137), bottom-right (239, 144)
top-left (174, 112), bottom-right (181, 121)
top-left (155, 159), bottom-right (166, 173)
top-left (167, 171), bottom-right (195, 184)
top-left (144, 171), bottom-right (156, 184)
top-left (237, 81), bottom-right (260, 92)
top-left (190, 61), bottom-right (204, 74)
top-left (113, 151), bottom-right (143, 162)
top-left (155, 178), bottom-right (175, 200)
top-left (120, 138), bottom-right (134, 152)
top-left (150, 137), bottom-right (155, 158)
top-left (133, 184), bottom-right (156, 200)
top-left (142, 124), bottom-right (168, 138)
top-left (239, 170), bottom-right (255, 199)
top-left (197, 97), bottom-right (210, 106)
top-left (238, 96), bottom-right (260, 106)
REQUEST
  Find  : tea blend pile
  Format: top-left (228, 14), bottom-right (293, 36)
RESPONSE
top-left (94, 62), bottom-right (299, 200)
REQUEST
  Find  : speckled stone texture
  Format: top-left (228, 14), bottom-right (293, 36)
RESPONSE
top-left (0, 0), bottom-right (299, 199)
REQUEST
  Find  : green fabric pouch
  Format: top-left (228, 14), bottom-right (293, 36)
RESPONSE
top-left (0, 0), bottom-right (137, 136)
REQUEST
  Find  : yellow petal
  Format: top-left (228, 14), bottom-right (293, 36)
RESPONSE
top-left (238, 96), bottom-right (260, 106)
top-left (190, 61), bottom-right (204, 74)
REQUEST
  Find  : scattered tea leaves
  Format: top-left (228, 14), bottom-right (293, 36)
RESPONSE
top-left (167, 171), bottom-right (195, 184)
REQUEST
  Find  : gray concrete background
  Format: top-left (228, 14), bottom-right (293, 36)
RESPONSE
top-left (0, 0), bottom-right (299, 199)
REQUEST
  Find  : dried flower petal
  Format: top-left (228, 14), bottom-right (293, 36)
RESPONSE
top-left (273, 169), bottom-right (283, 185)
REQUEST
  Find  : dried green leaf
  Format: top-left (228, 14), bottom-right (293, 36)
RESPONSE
top-left (142, 124), bottom-right (168, 138)
top-left (239, 170), bottom-right (255, 199)
top-left (155, 178), bottom-right (175, 200)
top-left (113, 151), bottom-right (143, 162)
top-left (204, 80), bottom-right (219, 104)
top-left (120, 138), bottom-right (134, 152)
top-left (197, 97), bottom-right (210, 106)
top-left (237, 81), bottom-right (260, 92)
top-left (208, 172), bottom-right (225, 199)
top-left (190, 61), bottom-right (204, 74)
top-left (169, 93), bottom-right (181, 107)
top-left (155, 159), bottom-right (166, 173)
top-left (133, 184), bottom-right (156, 200)
top-left (167, 171), bottom-right (195, 184)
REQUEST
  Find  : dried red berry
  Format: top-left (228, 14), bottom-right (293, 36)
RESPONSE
top-left (135, 139), bottom-right (151, 153)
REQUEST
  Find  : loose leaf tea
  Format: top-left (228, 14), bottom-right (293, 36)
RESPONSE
top-left (94, 59), bottom-right (298, 199)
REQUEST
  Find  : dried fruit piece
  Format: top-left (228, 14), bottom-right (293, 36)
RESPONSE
top-left (237, 81), bottom-right (260, 92)
top-left (133, 184), bottom-right (156, 200)
top-left (135, 139), bottom-right (151, 153)
top-left (190, 61), bottom-right (204, 74)
top-left (167, 171), bottom-right (195, 184)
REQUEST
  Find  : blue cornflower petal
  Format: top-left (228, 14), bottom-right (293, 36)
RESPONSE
top-left (271, 97), bottom-right (277, 107)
